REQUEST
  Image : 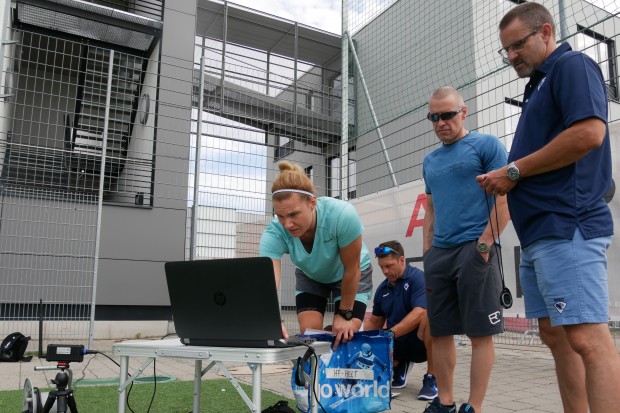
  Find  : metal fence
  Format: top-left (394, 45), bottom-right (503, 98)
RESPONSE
top-left (342, 0), bottom-right (620, 347)
top-left (1, 0), bottom-right (619, 349)
top-left (0, 22), bottom-right (155, 347)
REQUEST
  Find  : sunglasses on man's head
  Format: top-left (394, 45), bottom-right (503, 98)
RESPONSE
top-left (374, 246), bottom-right (400, 256)
top-left (427, 107), bottom-right (463, 122)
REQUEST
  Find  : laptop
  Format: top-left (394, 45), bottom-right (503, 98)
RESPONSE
top-left (165, 257), bottom-right (302, 348)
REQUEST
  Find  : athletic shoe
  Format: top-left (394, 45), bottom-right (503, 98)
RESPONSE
top-left (422, 397), bottom-right (456, 413)
top-left (391, 361), bottom-right (411, 389)
top-left (458, 403), bottom-right (476, 413)
top-left (417, 373), bottom-right (438, 400)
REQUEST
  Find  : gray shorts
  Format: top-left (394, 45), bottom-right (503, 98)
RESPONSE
top-left (423, 241), bottom-right (503, 337)
top-left (295, 265), bottom-right (374, 304)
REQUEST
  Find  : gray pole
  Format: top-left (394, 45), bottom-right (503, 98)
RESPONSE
top-left (89, 49), bottom-right (114, 349)
top-left (558, 0), bottom-right (568, 41)
top-left (220, 2), bottom-right (228, 107)
top-left (190, 54), bottom-right (206, 261)
top-left (345, 32), bottom-right (397, 187)
top-left (341, 1), bottom-right (349, 200)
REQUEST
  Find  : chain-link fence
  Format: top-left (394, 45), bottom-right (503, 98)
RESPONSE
top-left (1, 0), bottom-right (619, 349)
top-left (343, 0), bottom-right (620, 347)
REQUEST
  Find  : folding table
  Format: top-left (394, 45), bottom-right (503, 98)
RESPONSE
top-left (113, 338), bottom-right (331, 413)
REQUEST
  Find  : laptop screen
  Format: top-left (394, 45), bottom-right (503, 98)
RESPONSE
top-left (164, 257), bottom-right (286, 347)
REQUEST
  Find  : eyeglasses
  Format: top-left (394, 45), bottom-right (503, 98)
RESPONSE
top-left (427, 107), bottom-right (462, 123)
top-left (498, 26), bottom-right (541, 59)
top-left (374, 246), bottom-right (401, 256)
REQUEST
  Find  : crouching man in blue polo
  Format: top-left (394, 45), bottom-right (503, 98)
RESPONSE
top-left (363, 240), bottom-right (437, 400)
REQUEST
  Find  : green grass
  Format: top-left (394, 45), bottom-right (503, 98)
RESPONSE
top-left (0, 378), bottom-right (297, 412)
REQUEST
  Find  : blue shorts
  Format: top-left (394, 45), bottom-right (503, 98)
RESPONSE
top-left (520, 228), bottom-right (611, 326)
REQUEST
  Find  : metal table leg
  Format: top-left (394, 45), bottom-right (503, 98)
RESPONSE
top-left (193, 359), bottom-right (202, 412)
top-left (250, 363), bottom-right (262, 412)
top-left (117, 355), bottom-right (128, 413)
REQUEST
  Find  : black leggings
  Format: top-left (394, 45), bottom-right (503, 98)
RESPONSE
top-left (295, 292), bottom-right (367, 321)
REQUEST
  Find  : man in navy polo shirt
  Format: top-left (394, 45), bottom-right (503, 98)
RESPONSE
top-left (477, 3), bottom-right (620, 412)
top-left (363, 240), bottom-right (437, 401)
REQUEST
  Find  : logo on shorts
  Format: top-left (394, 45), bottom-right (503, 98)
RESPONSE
top-left (488, 311), bottom-right (501, 325)
top-left (554, 298), bottom-right (567, 314)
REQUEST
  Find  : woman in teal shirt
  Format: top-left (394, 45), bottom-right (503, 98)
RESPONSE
top-left (259, 161), bottom-right (373, 347)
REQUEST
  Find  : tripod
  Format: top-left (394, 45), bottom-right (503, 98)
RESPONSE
top-left (41, 363), bottom-right (78, 413)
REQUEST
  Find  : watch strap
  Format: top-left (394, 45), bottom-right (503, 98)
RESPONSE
top-left (337, 308), bottom-right (353, 320)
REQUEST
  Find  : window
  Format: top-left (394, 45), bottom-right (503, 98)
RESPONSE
top-left (328, 156), bottom-right (340, 199)
top-left (306, 91), bottom-right (316, 111)
top-left (274, 135), bottom-right (294, 160)
top-left (327, 150), bottom-right (357, 199)
top-left (348, 150), bottom-right (357, 199)
top-left (504, 98), bottom-right (522, 152)
top-left (305, 165), bottom-right (313, 183)
top-left (329, 76), bottom-right (340, 118)
top-left (576, 26), bottom-right (618, 100)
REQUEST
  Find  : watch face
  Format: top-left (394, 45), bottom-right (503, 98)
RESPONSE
top-left (507, 165), bottom-right (520, 181)
top-left (339, 309), bottom-right (353, 320)
top-left (476, 242), bottom-right (489, 253)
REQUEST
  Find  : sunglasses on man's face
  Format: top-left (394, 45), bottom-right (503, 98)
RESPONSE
top-left (427, 107), bottom-right (463, 122)
top-left (374, 246), bottom-right (401, 256)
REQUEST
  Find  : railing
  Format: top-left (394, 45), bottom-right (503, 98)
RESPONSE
top-left (85, 0), bottom-right (164, 21)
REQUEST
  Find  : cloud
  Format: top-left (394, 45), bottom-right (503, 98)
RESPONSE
top-left (231, 0), bottom-right (341, 34)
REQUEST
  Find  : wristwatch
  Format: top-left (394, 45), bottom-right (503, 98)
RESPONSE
top-left (476, 241), bottom-right (489, 253)
top-left (506, 161), bottom-right (520, 182)
top-left (337, 308), bottom-right (353, 321)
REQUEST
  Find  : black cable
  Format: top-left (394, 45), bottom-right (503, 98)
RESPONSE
top-left (126, 378), bottom-right (136, 413)
top-left (136, 333), bottom-right (174, 412)
top-left (84, 350), bottom-right (121, 367)
top-left (484, 193), bottom-right (505, 276)
top-left (73, 350), bottom-right (122, 388)
top-left (146, 359), bottom-right (157, 413)
top-left (310, 350), bottom-right (327, 413)
top-left (67, 350), bottom-right (138, 412)
top-left (290, 341), bottom-right (327, 413)
top-left (89, 334), bottom-right (169, 413)
top-left (484, 193), bottom-right (512, 309)
top-left (120, 352), bottom-right (156, 413)
top-left (72, 354), bottom-right (97, 386)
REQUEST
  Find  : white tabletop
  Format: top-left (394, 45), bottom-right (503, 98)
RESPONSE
top-left (112, 338), bottom-right (332, 363)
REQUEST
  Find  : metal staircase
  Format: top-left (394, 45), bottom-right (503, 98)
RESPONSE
top-left (65, 47), bottom-right (144, 191)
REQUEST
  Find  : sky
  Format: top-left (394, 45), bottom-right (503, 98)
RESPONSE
top-left (230, 0), bottom-right (342, 34)
top-left (229, 1), bottom-right (619, 35)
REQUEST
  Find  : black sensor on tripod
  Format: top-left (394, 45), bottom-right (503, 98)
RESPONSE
top-left (46, 344), bottom-right (84, 363)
